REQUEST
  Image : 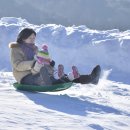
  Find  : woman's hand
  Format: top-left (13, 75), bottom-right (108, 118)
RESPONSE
top-left (50, 60), bottom-right (55, 67)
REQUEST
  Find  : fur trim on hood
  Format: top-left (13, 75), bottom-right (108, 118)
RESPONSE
top-left (9, 42), bottom-right (19, 48)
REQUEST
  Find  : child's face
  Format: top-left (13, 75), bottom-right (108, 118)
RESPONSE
top-left (23, 33), bottom-right (36, 44)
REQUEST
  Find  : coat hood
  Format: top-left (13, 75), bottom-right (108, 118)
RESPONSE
top-left (9, 42), bottom-right (19, 48)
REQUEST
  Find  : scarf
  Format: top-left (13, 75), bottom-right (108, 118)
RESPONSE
top-left (20, 42), bottom-right (37, 60)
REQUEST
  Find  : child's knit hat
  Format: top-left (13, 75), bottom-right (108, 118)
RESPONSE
top-left (37, 44), bottom-right (51, 64)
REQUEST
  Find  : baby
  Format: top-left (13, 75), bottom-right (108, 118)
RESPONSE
top-left (36, 44), bottom-right (51, 65)
top-left (32, 44), bottom-right (52, 74)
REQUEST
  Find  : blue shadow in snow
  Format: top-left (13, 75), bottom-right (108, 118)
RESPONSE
top-left (19, 91), bottom-right (128, 117)
top-left (89, 124), bottom-right (104, 130)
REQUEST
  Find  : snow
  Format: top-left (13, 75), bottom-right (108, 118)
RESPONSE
top-left (0, 72), bottom-right (130, 130)
top-left (0, 17), bottom-right (130, 84)
top-left (0, 17), bottom-right (130, 130)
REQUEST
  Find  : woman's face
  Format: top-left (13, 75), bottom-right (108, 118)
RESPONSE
top-left (23, 33), bottom-right (36, 44)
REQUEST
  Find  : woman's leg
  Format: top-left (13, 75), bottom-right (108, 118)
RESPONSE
top-left (40, 66), bottom-right (53, 85)
top-left (89, 65), bottom-right (101, 84)
top-left (21, 65), bottom-right (54, 86)
top-left (73, 65), bottom-right (101, 84)
top-left (21, 73), bottom-right (43, 85)
top-left (73, 75), bottom-right (92, 84)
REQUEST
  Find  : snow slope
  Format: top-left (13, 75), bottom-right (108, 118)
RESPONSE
top-left (0, 72), bottom-right (130, 130)
top-left (0, 17), bottom-right (130, 130)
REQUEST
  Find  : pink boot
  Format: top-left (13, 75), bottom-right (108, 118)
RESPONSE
top-left (72, 66), bottom-right (80, 79)
top-left (58, 64), bottom-right (65, 78)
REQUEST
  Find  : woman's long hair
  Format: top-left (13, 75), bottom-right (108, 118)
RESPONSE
top-left (17, 28), bottom-right (36, 43)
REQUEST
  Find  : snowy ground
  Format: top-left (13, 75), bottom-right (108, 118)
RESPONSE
top-left (0, 72), bottom-right (130, 130)
top-left (0, 17), bottom-right (130, 130)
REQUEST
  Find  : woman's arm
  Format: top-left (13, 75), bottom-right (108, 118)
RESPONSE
top-left (11, 48), bottom-right (35, 71)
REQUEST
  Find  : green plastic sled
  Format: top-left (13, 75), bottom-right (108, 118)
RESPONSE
top-left (13, 82), bottom-right (73, 92)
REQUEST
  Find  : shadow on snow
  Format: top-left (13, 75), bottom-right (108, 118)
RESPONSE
top-left (18, 90), bottom-right (128, 117)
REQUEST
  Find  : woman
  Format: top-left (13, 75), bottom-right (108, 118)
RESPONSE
top-left (9, 28), bottom-right (101, 86)
top-left (9, 28), bottom-right (61, 86)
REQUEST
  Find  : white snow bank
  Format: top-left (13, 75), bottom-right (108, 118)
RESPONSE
top-left (0, 17), bottom-right (130, 84)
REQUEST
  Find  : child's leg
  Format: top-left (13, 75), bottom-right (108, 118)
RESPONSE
top-left (58, 64), bottom-right (65, 78)
top-left (67, 65), bottom-right (80, 81)
top-left (41, 65), bottom-right (66, 85)
top-left (72, 66), bottom-right (80, 79)
top-left (57, 64), bottom-right (71, 82)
